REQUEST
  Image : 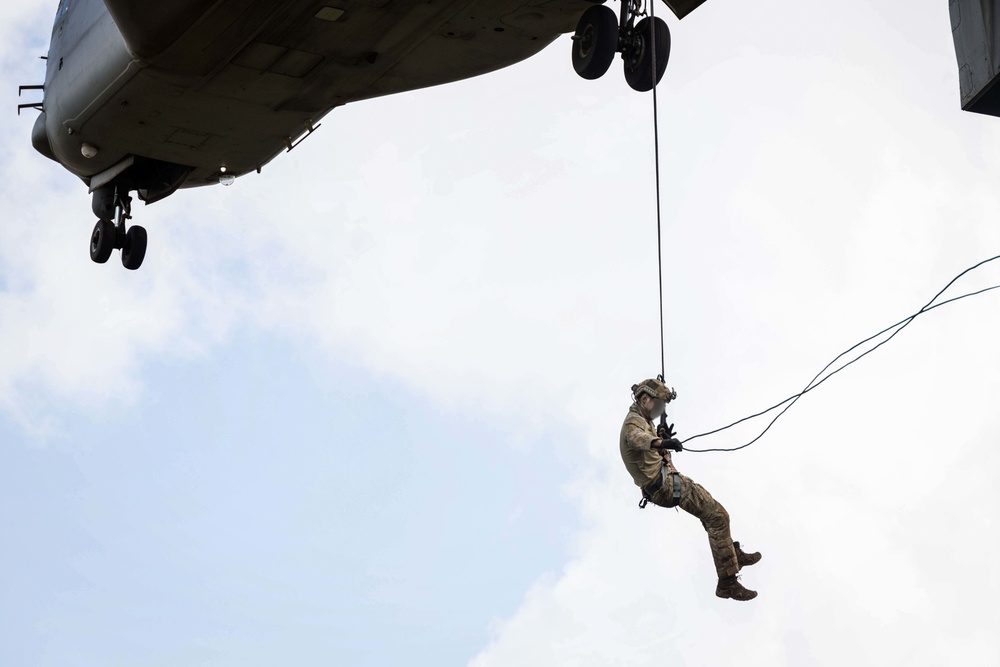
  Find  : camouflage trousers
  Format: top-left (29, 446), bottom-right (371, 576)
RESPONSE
top-left (651, 473), bottom-right (739, 578)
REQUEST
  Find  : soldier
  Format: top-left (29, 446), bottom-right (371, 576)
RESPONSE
top-left (620, 378), bottom-right (762, 601)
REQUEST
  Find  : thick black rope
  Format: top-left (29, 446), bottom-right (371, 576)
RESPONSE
top-left (683, 255), bottom-right (1000, 452)
top-left (649, 0), bottom-right (666, 382)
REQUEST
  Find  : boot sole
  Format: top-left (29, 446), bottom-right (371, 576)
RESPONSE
top-left (716, 591), bottom-right (758, 601)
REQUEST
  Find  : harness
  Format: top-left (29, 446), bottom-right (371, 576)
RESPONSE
top-left (638, 465), bottom-right (681, 509)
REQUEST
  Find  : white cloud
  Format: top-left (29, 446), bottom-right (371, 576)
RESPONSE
top-left (1, 0), bottom-right (998, 663)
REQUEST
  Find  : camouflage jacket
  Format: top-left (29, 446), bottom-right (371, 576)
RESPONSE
top-left (619, 404), bottom-right (676, 488)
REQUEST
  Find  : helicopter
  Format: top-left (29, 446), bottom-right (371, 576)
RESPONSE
top-left (18, 0), bottom-right (705, 270)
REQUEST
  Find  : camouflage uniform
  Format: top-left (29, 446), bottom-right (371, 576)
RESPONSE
top-left (620, 404), bottom-right (740, 579)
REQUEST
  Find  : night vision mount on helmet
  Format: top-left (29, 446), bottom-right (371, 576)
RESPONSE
top-left (632, 377), bottom-right (677, 403)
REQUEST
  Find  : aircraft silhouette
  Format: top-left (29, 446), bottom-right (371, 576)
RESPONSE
top-left (951, 0), bottom-right (1000, 118)
top-left (18, 0), bottom-right (706, 270)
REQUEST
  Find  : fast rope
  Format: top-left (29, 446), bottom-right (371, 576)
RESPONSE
top-left (683, 255), bottom-right (1000, 453)
top-left (649, 0), bottom-right (666, 383)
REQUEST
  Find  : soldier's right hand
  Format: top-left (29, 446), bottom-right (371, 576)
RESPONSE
top-left (657, 422), bottom-right (677, 439)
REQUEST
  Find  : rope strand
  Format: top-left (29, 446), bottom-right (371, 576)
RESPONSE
top-left (650, 0), bottom-right (666, 382)
top-left (683, 256), bottom-right (1000, 452)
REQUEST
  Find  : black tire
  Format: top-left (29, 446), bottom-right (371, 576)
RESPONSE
top-left (90, 219), bottom-right (115, 264)
top-left (122, 225), bottom-right (147, 271)
top-left (624, 17), bottom-right (670, 92)
top-left (572, 6), bottom-right (619, 80)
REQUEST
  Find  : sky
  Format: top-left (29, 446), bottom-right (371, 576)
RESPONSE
top-left (1, 1), bottom-right (998, 665)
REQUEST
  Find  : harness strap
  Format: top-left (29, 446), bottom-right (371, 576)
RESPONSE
top-left (638, 466), bottom-right (682, 509)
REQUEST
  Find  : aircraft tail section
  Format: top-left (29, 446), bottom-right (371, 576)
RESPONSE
top-left (663, 0), bottom-right (711, 20)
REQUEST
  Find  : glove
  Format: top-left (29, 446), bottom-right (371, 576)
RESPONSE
top-left (664, 437), bottom-right (683, 452)
top-left (657, 422), bottom-right (677, 439)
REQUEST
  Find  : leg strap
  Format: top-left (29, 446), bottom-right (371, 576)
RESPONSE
top-left (638, 466), bottom-right (665, 509)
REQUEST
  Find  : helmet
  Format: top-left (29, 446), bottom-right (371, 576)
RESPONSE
top-left (632, 378), bottom-right (677, 403)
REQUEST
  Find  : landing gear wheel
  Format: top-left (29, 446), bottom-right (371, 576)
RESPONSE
top-left (624, 16), bottom-right (670, 92)
top-left (572, 5), bottom-right (619, 80)
top-left (90, 219), bottom-right (115, 264)
top-left (121, 225), bottom-right (147, 271)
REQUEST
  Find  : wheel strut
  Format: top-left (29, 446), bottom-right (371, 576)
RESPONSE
top-left (619, 0), bottom-right (642, 37)
top-left (112, 186), bottom-right (132, 250)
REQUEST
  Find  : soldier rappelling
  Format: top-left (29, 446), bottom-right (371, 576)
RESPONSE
top-left (619, 378), bottom-right (762, 601)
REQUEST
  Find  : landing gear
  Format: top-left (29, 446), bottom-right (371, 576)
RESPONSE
top-left (623, 16), bottom-right (670, 92)
top-left (89, 219), bottom-right (115, 264)
top-left (572, 6), bottom-right (619, 80)
top-left (121, 225), bottom-right (147, 271)
top-left (571, 0), bottom-right (671, 91)
top-left (89, 185), bottom-right (148, 270)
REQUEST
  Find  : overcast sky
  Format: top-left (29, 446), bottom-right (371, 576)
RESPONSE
top-left (2, 1), bottom-right (998, 665)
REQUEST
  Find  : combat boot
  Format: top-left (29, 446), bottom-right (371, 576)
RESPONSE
top-left (734, 541), bottom-right (761, 570)
top-left (716, 575), bottom-right (757, 601)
